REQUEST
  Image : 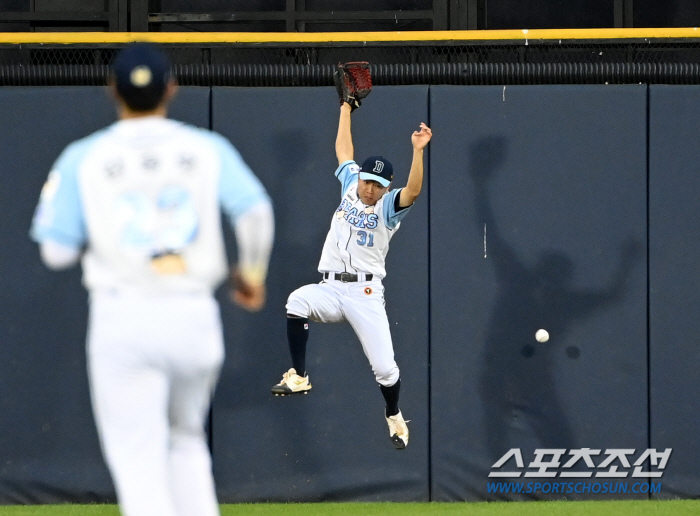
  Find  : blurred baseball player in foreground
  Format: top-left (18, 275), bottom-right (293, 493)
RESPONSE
top-left (30, 43), bottom-right (273, 516)
top-left (271, 63), bottom-right (432, 450)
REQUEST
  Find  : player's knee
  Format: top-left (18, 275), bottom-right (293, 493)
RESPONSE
top-left (285, 289), bottom-right (311, 318)
top-left (375, 364), bottom-right (400, 387)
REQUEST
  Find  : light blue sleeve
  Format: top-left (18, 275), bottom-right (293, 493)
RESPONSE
top-left (383, 188), bottom-right (412, 230)
top-left (211, 132), bottom-right (271, 223)
top-left (335, 160), bottom-right (359, 198)
top-left (30, 137), bottom-right (94, 248)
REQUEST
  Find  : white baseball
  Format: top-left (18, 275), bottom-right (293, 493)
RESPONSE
top-left (535, 329), bottom-right (549, 343)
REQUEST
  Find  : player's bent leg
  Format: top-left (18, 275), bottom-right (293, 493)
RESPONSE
top-left (344, 292), bottom-right (400, 388)
top-left (286, 315), bottom-right (310, 377)
top-left (380, 378), bottom-right (401, 417)
top-left (343, 287), bottom-right (408, 449)
top-left (273, 283), bottom-right (344, 395)
top-left (285, 283), bottom-right (345, 324)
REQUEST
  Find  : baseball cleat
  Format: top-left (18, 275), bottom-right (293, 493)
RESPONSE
top-left (385, 410), bottom-right (409, 450)
top-left (271, 368), bottom-right (312, 396)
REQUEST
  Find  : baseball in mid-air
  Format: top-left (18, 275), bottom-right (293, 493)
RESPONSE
top-left (535, 329), bottom-right (550, 343)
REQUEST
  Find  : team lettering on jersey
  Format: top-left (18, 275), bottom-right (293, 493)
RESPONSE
top-left (335, 198), bottom-right (379, 229)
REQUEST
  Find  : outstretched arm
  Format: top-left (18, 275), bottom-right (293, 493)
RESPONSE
top-left (336, 102), bottom-right (354, 165)
top-left (399, 123), bottom-right (432, 208)
top-left (565, 239), bottom-right (643, 315)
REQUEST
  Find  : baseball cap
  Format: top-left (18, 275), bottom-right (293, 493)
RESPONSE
top-left (359, 156), bottom-right (393, 187)
top-left (111, 42), bottom-right (172, 112)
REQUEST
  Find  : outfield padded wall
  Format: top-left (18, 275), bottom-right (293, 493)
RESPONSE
top-left (648, 85), bottom-right (700, 499)
top-left (2, 83), bottom-right (699, 504)
top-left (0, 86), bottom-right (114, 504)
top-left (0, 86), bottom-right (210, 503)
top-left (210, 86), bottom-right (430, 502)
top-left (429, 85), bottom-right (649, 501)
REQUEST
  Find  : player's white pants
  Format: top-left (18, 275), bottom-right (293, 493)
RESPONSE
top-left (87, 291), bottom-right (223, 516)
top-left (286, 278), bottom-right (399, 386)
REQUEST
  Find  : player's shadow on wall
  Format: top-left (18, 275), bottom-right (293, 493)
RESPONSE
top-left (468, 136), bottom-right (642, 467)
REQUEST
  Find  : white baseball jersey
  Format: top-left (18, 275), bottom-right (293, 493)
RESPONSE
top-left (31, 116), bottom-right (269, 295)
top-left (317, 160), bottom-right (412, 279)
top-left (287, 159), bottom-right (413, 387)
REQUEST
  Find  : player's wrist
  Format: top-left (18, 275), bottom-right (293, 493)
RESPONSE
top-left (235, 265), bottom-right (267, 287)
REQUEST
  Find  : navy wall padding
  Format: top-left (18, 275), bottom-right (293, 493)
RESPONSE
top-left (210, 86), bottom-right (430, 502)
top-left (429, 85), bottom-right (648, 500)
top-left (648, 85), bottom-right (700, 499)
top-left (0, 87), bottom-right (209, 503)
top-left (0, 87), bottom-right (115, 503)
top-left (3, 82), bottom-right (700, 505)
top-left (169, 87), bottom-right (211, 130)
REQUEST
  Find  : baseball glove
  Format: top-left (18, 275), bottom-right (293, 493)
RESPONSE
top-left (333, 61), bottom-right (372, 111)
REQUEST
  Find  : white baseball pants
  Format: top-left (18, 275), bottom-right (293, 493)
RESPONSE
top-left (87, 291), bottom-right (224, 516)
top-left (286, 277), bottom-right (399, 386)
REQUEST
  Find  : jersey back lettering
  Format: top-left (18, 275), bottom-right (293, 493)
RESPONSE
top-left (31, 117), bottom-right (269, 294)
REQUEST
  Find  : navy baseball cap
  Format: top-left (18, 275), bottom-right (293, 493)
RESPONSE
top-left (111, 42), bottom-right (172, 111)
top-left (359, 156), bottom-right (393, 187)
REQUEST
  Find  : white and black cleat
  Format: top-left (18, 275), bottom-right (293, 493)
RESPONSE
top-left (385, 410), bottom-right (409, 450)
top-left (271, 368), bottom-right (312, 396)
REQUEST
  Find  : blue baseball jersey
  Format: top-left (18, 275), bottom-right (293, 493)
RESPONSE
top-left (31, 116), bottom-right (269, 294)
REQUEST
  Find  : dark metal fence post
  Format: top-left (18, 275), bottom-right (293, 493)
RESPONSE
top-left (433, 0), bottom-right (449, 30)
top-left (130, 0), bottom-right (149, 32)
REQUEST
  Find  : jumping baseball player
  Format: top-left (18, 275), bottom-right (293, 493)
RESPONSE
top-left (271, 83), bottom-right (432, 450)
top-left (30, 43), bottom-right (274, 516)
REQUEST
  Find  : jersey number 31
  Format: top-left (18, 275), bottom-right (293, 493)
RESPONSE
top-left (357, 230), bottom-right (374, 247)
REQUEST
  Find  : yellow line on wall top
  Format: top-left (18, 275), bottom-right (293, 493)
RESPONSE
top-left (1, 28), bottom-right (700, 45)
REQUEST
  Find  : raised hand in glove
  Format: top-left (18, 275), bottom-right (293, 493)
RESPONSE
top-left (333, 61), bottom-right (372, 112)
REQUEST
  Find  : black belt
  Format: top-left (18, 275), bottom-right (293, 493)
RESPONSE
top-left (323, 272), bottom-right (373, 282)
